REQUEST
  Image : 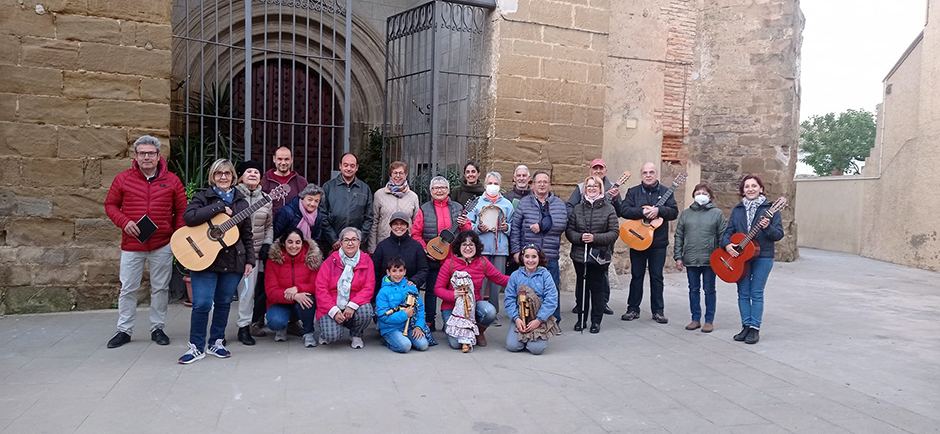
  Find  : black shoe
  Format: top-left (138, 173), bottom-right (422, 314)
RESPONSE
top-left (745, 327), bottom-right (760, 344)
top-left (652, 313), bottom-right (669, 324)
top-left (589, 323), bottom-right (600, 334)
top-left (603, 304), bottom-right (613, 315)
top-left (150, 329), bottom-right (170, 346)
top-left (286, 320), bottom-right (304, 337)
top-left (621, 311), bottom-right (640, 321)
top-left (107, 331), bottom-right (131, 348)
top-left (571, 305), bottom-right (581, 314)
top-left (573, 322), bottom-right (584, 332)
top-left (733, 325), bottom-right (749, 341)
top-left (238, 326), bottom-right (256, 346)
top-left (426, 321), bottom-right (437, 333)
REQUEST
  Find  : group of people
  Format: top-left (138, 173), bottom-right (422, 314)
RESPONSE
top-left (103, 135), bottom-right (785, 363)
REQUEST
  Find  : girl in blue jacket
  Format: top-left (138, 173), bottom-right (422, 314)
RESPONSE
top-left (504, 245), bottom-right (560, 355)
top-left (721, 175), bottom-right (785, 345)
top-left (376, 257), bottom-right (430, 353)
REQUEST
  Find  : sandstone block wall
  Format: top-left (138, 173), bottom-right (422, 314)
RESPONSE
top-left (0, 0), bottom-right (172, 314)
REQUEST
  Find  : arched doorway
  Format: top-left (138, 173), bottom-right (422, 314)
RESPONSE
top-left (233, 59), bottom-right (343, 186)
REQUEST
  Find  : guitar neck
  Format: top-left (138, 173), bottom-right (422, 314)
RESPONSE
top-left (219, 196), bottom-right (272, 232)
top-left (653, 184), bottom-right (678, 208)
top-left (739, 209), bottom-right (775, 246)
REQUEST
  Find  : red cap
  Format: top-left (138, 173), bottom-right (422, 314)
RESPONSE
top-left (590, 158), bottom-right (606, 168)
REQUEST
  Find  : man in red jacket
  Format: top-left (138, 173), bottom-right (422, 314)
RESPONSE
top-left (104, 135), bottom-right (188, 349)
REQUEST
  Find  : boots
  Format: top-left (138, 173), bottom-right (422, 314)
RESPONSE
top-left (237, 326), bottom-right (255, 346)
top-left (476, 325), bottom-right (488, 347)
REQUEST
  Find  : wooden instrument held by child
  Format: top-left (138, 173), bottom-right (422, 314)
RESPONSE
top-left (402, 292), bottom-right (417, 336)
top-left (518, 291), bottom-right (533, 324)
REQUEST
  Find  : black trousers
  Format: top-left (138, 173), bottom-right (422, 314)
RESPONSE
top-left (252, 271), bottom-right (267, 324)
top-left (627, 247), bottom-right (666, 314)
top-left (574, 262), bottom-right (610, 324)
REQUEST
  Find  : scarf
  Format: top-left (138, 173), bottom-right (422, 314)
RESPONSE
top-left (386, 180), bottom-right (409, 198)
top-left (584, 189), bottom-right (603, 204)
top-left (516, 283), bottom-right (560, 342)
top-left (213, 187), bottom-right (234, 204)
top-left (297, 204), bottom-right (318, 239)
top-left (742, 194), bottom-right (766, 231)
top-left (336, 249), bottom-right (361, 310)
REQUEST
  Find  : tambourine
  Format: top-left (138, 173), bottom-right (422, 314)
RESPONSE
top-left (478, 204), bottom-right (505, 232)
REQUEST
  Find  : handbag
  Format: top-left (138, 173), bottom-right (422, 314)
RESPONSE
top-left (586, 246), bottom-right (611, 266)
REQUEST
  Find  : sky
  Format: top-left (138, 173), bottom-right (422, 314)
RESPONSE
top-left (799, 0), bottom-right (928, 121)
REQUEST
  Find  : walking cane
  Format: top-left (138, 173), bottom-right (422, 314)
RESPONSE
top-left (580, 242), bottom-right (589, 334)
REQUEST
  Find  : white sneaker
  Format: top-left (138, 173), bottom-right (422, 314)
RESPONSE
top-left (274, 330), bottom-right (287, 342)
top-left (303, 332), bottom-right (317, 348)
top-left (350, 336), bottom-right (364, 349)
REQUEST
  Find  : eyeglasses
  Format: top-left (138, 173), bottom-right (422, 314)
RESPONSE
top-left (585, 184), bottom-right (600, 189)
top-left (431, 186), bottom-right (448, 191)
top-left (214, 171), bottom-right (233, 178)
top-left (136, 151), bottom-right (158, 157)
top-left (341, 238), bottom-right (360, 244)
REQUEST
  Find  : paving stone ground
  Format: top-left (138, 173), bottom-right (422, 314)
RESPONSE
top-left (1, 248), bottom-right (938, 434)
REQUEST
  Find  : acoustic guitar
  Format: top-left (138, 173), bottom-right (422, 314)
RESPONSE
top-left (619, 173), bottom-right (687, 250)
top-left (426, 197), bottom-right (478, 261)
top-left (605, 171), bottom-right (631, 200)
top-left (710, 196), bottom-right (786, 283)
top-left (171, 184), bottom-right (290, 271)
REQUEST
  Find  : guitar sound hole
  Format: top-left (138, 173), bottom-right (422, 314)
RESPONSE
top-left (207, 227), bottom-right (223, 241)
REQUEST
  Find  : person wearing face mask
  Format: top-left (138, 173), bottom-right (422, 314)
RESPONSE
top-left (466, 172), bottom-right (514, 326)
top-left (673, 183), bottom-right (726, 334)
top-left (722, 175), bottom-right (784, 345)
top-left (450, 161), bottom-right (485, 207)
top-left (368, 161), bottom-right (420, 252)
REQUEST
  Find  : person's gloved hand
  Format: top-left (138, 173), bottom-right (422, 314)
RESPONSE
top-left (259, 243), bottom-right (271, 261)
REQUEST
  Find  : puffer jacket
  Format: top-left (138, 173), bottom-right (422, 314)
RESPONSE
top-left (183, 187), bottom-right (255, 274)
top-left (235, 183), bottom-right (273, 255)
top-left (434, 251), bottom-right (509, 312)
top-left (722, 198), bottom-right (784, 259)
top-left (368, 186), bottom-right (420, 252)
top-left (620, 181), bottom-right (679, 250)
top-left (509, 193), bottom-right (568, 261)
top-left (104, 158), bottom-right (187, 251)
top-left (565, 197), bottom-right (619, 263)
top-left (314, 250), bottom-right (375, 320)
top-left (467, 194), bottom-right (514, 256)
top-left (376, 276), bottom-right (427, 336)
top-left (504, 267), bottom-right (558, 323)
top-left (264, 239), bottom-right (323, 309)
top-left (674, 201), bottom-right (726, 266)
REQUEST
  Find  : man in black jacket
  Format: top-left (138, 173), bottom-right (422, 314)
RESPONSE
top-left (619, 162), bottom-right (679, 324)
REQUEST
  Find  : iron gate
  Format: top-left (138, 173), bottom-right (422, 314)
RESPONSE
top-left (383, 0), bottom-right (493, 197)
top-left (170, 0), bottom-right (352, 188)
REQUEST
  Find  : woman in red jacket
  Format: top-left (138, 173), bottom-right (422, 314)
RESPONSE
top-left (314, 227), bottom-right (375, 349)
top-left (435, 230), bottom-right (509, 349)
top-left (264, 228), bottom-right (323, 348)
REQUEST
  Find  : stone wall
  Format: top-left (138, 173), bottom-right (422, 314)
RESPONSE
top-left (0, 0), bottom-right (172, 314)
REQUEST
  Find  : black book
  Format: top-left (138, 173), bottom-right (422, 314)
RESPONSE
top-left (135, 215), bottom-right (158, 243)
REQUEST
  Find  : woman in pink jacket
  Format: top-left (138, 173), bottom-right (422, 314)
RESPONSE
top-left (314, 227), bottom-right (375, 349)
top-left (435, 230), bottom-right (509, 349)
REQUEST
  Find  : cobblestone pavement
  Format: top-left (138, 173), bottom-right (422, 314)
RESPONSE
top-left (1, 248), bottom-right (938, 434)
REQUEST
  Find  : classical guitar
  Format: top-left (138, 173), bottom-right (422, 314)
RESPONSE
top-left (605, 171), bottom-right (631, 200)
top-left (426, 197), bottom-right (478, 261)
top-left (710, 197), bottom-right (787, 283)
top-left (619, 173), bottom-right (687, 250)
top-left (171, 184), bottom-right (290, 271)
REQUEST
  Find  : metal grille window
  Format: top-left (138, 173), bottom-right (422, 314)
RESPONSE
top-left (171, 0), bottom-right (352, 188)
top-left (383, 1), bottom-right (493, 198)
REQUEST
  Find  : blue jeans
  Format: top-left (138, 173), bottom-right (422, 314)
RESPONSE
top-left (267, 300), bottom-right (316, 334)
top-left (546, 260), bottom-right (561, 323)
top-left (383, 329), bottom-right (429, 353)
top-left (506, 326), bottom-right (547, 355)
top-left (686, 266), bottom-right (716, 323)
top-left (189, 271), bottom-right (241, 350)
top-left (442, 301), bottom-right (496, 349)
top-left (737, 257), bottom-right (773, 329)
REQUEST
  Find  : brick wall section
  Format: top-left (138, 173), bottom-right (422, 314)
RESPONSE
top-left (660, 0), bottom-right (696, 162)
top-left (688, 0), bottom-right (803, 261)
top-left (488, 0), bottom-right (610, 199)
top-left (0, 1), bottom-right (172, 314)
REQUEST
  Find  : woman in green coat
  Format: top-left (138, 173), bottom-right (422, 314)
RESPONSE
top-left (673, 183), bottom-right (726, 333)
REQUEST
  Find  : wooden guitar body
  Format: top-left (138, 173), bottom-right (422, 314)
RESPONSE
top-left (619, 206), bottom-right (663, 251)
top-left (426, 229), bottom-right (455, 261)
top-left (709, 232), bottom-right (760, 283)
top-left (171, 213), bottom-right (240, 271)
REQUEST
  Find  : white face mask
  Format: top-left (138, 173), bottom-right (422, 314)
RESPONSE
top-left (485, 184), bottom-right (500, 196)
top-left (694, 194), bottom-right (710, 206)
